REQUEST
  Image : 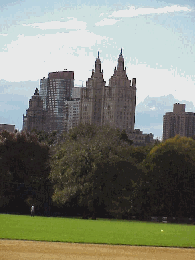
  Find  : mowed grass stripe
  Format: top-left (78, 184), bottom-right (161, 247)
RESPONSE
top-left (0, 214), bottom-right (195, 247)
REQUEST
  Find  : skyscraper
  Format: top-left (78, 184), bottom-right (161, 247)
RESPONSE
top-left (80, 50), bottom-right (136, 133)
top-left (104, 49), bottom-right (136, 133)
top-left (80, 51), bottom-right (106, 126)
top-left (39, 70), bottom-right (74, 133)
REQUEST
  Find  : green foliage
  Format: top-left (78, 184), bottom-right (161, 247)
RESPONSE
top-left (142, 135), bottom-right (195, 217)
top-left (3, 125), bottom-right (195, 219)
top-left (0, 130), bottom-right (51, 212)
top-left (31, 129), bottom-right (58, 146)
top-left (49, 124), bottom-right (138, 219)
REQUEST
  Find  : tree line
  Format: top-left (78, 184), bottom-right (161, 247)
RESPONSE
top-left (0, 125), bottom-right (195, 220)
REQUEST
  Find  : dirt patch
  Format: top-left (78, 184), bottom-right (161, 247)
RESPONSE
top-left (0, 239), bottom-right (194, 260)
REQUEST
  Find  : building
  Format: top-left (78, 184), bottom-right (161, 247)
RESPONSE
top-left (23, 88), bottom-right (46, 132)
top-left (23, 71), bottom-right (78, 134)
top-left (64, 99), bottom-right (80, 132)
top-left (23, 52), bottom-right (155, 145)
top-left (128, 129), bottom-right (154, 146)
top-left (72, 87), bottom-right (81, 99)
top-left (163, 103), bottom-right (195, 140)
top-left (104, 49), bottom-right (136, 133)
top-left (80, 51), bottom-right (106, 126)
top-left (64, 87), bottom-right (81, 132)
top-left (0, 124), bottom-right (15, 133)
top-left (80, 50), bottom-right (136, 133)
top-left (39, 70), bottom-right (74, 133)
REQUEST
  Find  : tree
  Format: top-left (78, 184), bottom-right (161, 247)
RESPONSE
top-left (31, 129), bottom-right (58, 146)
top-left (0, 130), bottom-right (51, 214)
top-left (141, 135), bottom-right (195, 217)
top-left (49, 124), bottom-right (137, 219)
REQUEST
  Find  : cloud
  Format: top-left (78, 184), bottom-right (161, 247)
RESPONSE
top-left (0, 30), bottom-right (110, 82)
top-left (126, 62), bottom-right (195, 105)
top-left (22, 18), bottom-right (87, 30)
top-left (109, 5), bottom-right (192, 18)
top-left (0, 34), bottom-right (8, 36)
top-left (95, 18), bottom-right (119, 26)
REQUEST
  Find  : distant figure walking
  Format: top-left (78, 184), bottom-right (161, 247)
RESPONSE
top-left (31, 205), bottom-right (35, 217)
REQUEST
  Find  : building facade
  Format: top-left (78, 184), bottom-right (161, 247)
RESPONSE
top-left (163, 103), bottom-right (195, 140)
top-left (80, 50), bottom-right (136, 134)
top-left (128, 129), bottom-right (154, 146)
top-left (64, 99), bottom-right (80, 132)
top-left (0, 124), bottom-right (15, 133)
top-left (39, 70), bottom-right (74, 133)
top-left (72, 87), bottom-right (82, 99)
top-left (80, 52), bottom-right (106, 126)
top-left (23, 88), bottom-right (46, 132)
top-left (24, 71), bottom-right (78, 134)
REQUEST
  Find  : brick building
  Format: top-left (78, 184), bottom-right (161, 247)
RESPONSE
top-left (163, 103), bottom-right (195, 140)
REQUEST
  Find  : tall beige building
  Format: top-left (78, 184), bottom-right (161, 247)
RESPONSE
top-left (80, 50), bottom-right (136, 133)
top-left (163, 103), bottom-right (195, 140)
top-left (80, 51), bottom-right (106, 126)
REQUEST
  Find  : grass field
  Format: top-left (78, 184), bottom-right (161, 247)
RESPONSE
top-left (0, 214), bottom-right (195, 248)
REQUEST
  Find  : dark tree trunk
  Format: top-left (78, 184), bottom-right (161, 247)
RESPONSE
top-left (82, 209), bottom-right (88, 219)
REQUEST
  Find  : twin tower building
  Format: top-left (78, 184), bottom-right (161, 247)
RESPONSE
top-left (23, 50), bottom-right (137, 139)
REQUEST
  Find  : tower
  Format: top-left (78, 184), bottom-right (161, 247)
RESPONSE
top-left (80, 50), bottom-right (136, 134)
top-left (24, 88), bottom-right (46, 132)
top-left (80, 52), bottom-right (106, 126)
top-left (103, 50), bottom-right (136, 133)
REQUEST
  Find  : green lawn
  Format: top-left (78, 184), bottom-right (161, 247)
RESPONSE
top-left (0, 214), bottom-right (195, 247)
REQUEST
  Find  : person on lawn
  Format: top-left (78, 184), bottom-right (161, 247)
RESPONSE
top-left (31, 205), bottom-right (35, 217)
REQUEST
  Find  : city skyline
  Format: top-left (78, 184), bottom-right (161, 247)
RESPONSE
top-left (0, 0), bottom-right (195, 137)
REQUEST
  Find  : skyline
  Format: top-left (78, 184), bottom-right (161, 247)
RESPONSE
top-left (0, 0), bottom-right (195, 137)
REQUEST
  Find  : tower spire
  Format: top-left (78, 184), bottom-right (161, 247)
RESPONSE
top-left (117, 48), bottom-right (124, 71)
top-left (95, 52), bottom-right (102, 74)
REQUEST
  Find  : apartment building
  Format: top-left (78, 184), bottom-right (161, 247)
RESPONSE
top-left (80, 50), bottom-right (136, 134)
top-left (163, 103), bottom-right (195, 140)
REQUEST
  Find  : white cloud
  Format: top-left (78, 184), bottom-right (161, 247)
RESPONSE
top-left (109, 5), bottom-right (192, 18)
top-left (95, 18), bottom-right (119, 26)
top-left (22, 18), bottom-right (87, 30)
top-left (0, 30), bottom-right (109, 82)
top-left (126, 62), bottom-right (195, 105)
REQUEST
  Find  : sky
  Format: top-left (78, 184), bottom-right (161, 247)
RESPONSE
top-left (0, 0), bottom-right (195, 134)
